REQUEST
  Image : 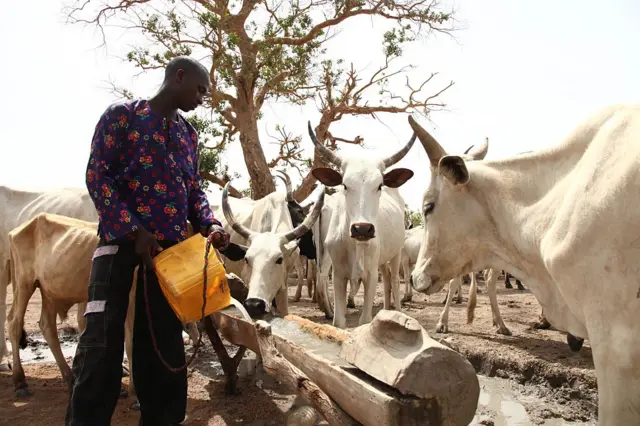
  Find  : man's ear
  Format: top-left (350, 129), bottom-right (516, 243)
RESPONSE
top-left (312, 168), bottom-right (343, 187)
top-left (383, 168), bottom-right (414, 188)
top-left (438, 155), bottom-right (470, 185)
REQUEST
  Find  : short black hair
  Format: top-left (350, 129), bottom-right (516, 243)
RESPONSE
top-left (164, 56), bottom-right (209, 80)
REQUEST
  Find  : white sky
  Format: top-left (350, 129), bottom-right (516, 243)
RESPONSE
top-left (1, 0), bottom-right (639, 211)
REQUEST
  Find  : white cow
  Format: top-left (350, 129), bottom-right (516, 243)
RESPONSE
top-left (408, 106), bottom-right (640, 425)
top-left (399, 225), bottom-right (423, 303)
top-left (309, 122), bottom-right (416, 328)
top-left (0, 186), bottom-right (98, 369)
top-left (219, 183), bottom-right (325, 318)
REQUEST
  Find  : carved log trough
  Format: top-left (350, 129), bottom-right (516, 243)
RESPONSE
top-left (209, 305), bottom-right (480, 426)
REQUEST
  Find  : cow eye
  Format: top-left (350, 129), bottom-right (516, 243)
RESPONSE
top-left (275, 257), bottom-right (283, 264)
top-left (377, 184), bottom-right (382, 191)
top-left (424, 202), bottom-right (435, 216)
top-left (342, 184), bottom-right (347, 191)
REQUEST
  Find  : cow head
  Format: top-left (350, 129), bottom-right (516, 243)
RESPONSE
top-left (308, 121), bottom-right (415, 242)
top-left (407, 115), bottom-right (491, 295)
top-left (221, 183), bottom-right (325, 317)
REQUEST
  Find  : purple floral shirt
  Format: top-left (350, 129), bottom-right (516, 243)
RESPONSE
top-left (86, 99), bottom-right (221, 243)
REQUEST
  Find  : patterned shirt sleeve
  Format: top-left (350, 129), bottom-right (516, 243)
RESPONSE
top-left (186, 135), bottom-right (221, 237)
top-left (86, 105), bottom-right (142, 241)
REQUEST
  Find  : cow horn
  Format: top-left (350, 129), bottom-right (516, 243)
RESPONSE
top-left (275, 170), bottom-right (294, 202)
top-left (282, 189), bottom-right (325, 242)
top-left (221, 183), bottom-right (255, 240)
top-left (307, 121), bottom-right (342, 167)
top-left (382, 132), bottom-right (417, 168)
top-left (465, 137), bottom-right (489, 160)
top-left (407, 115), bottom-right (447, 167)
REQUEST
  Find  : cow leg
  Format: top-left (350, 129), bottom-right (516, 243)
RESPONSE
top-left (505, 273), bottom-right (513, 289)
top-left (516, 279), bottom-right (525, 291)
top-left (533, 310), bottom-right (552, 329)
top-left (315, 255), bottom-right (333, 319)
top-left (400, 257), bottom-right (413, 303)
top-left (436, 278), bottom-right (459, 334)
top-left (76, 302), bottom-right (87, 334)
top-left (388, 255), bottom-right (402, 310)
top-left (380, 264), bottom-right (392, 310)
top-left (332, 272), bottom-right (349, 329)
top-left (8, 280), bottom-right (36, 397)
top-left (293, 256), bottom-right (305, 302)
top-left (588, 325), bottom-right (640, 425)
top-left (307, 260), bottom-right (316, 301)
top-left (485, 269), bottom-right (511, 336)
top-left (347, 278), bottom-right (359, 309)
top-left (39, 296), bottom-right (73, 387)
top-left (185, 322), bottom-right (200, 345)
top-left (0, 259), bottom-right (9, 369)
top-left (124, 277), bottom-right (137, 406)
top-left (359, 271), bottom-right (376, 326)
top-left (275, 286), bottom-right (289, 317)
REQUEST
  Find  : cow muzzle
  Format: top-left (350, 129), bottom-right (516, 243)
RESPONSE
top-left (350, 222), bottom-right (375, 241)
top-left (244, 298), bottom-right (268, 318)
top-left (410, 271), bottom-right (440, 295)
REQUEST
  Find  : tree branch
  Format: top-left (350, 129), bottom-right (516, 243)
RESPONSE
top-left (201, 171), bottom-right (244, 198)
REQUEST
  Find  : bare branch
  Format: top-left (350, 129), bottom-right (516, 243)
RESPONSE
top-left (201, 171), bottom-right (244, 198)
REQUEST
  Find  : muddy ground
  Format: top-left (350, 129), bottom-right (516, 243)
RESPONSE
top-left (1, 274), bottom-right (597, 425)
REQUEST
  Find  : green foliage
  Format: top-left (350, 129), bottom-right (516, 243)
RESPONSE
top-left (185, 115), bottom-right (237, 191)
top-left (404, 204), bottom-right (423, 229)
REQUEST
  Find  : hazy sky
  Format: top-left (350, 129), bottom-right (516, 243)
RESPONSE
top-left (1, 0), bottom-right (639, 211)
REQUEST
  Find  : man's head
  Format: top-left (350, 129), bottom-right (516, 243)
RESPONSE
top-left (163, 56), bottom-right (211, 112)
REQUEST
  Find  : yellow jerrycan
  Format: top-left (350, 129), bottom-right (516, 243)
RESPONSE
top-left (153, 233), bottom-right (231, 323)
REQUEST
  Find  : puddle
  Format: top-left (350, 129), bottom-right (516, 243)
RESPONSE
top-left (471, 375), bottom-right (590, 425)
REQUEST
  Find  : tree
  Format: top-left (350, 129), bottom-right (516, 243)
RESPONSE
top-left (404, 204), bottom-right (423, 228)
top-left (66, 0), bottom-right (456, 200)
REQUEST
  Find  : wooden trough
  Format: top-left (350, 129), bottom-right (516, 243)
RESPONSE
top-left (204, 284), bottom-right (480, 426)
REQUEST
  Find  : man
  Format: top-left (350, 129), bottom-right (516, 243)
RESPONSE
top-left (66, 56), bottom-right (232, 426)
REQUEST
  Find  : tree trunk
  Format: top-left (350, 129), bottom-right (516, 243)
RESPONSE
top-left (238, 116), bottom-right (276, 199)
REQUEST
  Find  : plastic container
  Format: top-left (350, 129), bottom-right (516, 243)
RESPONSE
top-left (153, 233), bottom-right (231, 323)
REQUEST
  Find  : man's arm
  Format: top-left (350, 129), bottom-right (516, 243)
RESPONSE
top-left (86, 105), bottom-right (142, 241)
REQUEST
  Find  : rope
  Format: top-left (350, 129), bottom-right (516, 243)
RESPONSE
top-left (142, 233), bottom-right (215, 373)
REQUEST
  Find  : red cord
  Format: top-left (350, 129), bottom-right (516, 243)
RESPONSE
top-left (142, 235), bottom-right (213, 373)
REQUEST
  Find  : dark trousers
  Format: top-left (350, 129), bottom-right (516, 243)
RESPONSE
top-left (65, 239), bottom-right (187, 426)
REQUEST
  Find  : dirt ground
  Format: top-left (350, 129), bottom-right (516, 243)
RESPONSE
top-left (1, 274), bottom-right (597, 425)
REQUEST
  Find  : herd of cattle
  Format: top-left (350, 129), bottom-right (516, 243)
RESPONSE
top-left (1, 104), bottom-right (639, 425)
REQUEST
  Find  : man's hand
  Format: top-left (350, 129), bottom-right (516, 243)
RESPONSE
top-left (208, 224), bottom-right (230, 250)
top-left (134, 227), bottom-right (163, 270)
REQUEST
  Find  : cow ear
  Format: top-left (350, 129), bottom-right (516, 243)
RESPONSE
top-left (438, 155), bottom-right (470, 185)
top-left (383, 168), bottom-right (414, 188)
top-left (220, 242), bottom-right (247, 262)
top-left (312, 168), bottom-right (343, 187)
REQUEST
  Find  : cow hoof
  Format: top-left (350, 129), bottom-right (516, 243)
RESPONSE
top-left (0, 363), bottom-right (10, 372)
top-left (130, 401), bottom-right (141, 411)
top-left (497, 328), bottom-right (512, 336)
top-left (293, 295), bottom-right (301, 302)
top-left (455, 297), bottom-right (463, 305)
top-left (15, 387), bottom-right (32, 398)
top-left (401, 295), bottom-right (412, 304)
top-left (533, 319), bottom-right (551, 330)
top-left (347, 298), bottom-right (356, 309)
top-left (435, 323), bottom-right (448, 334)
top-left (119, 389), bottom-right (129, 399)
top-left (567, 334), bottom-right (584, 352)
top-left (505, 283), bottom-right (513, 289)
top-left (517, 284), bottom-right (525, 291)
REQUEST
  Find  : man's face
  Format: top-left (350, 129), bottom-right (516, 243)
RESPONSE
top-left (175, 68), bottom-right (211, 112)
